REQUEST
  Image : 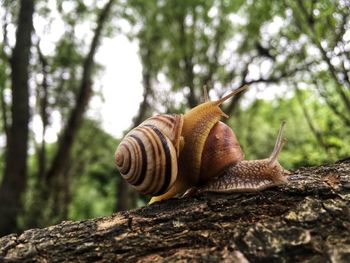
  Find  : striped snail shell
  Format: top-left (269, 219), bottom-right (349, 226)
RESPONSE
top-left (115, 114), bottom-right (184, 195)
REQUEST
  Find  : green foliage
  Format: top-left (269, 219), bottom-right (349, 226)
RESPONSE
top-left (68, 168), bottom-right (117, 220)
top-left (124, 0), bottom-right (350, 169)
top-left (22, 119), bottom-right (119, 225)
top-left (67, 119), bottom-right (119, 220)
top-left (233, 89), bottom-right (350, 169)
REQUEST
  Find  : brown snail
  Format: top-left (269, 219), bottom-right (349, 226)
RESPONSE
top-left (115, 85), bottom-right (289, 204)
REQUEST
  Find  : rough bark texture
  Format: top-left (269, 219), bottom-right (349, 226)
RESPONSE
top-left (0, 0), bottom-right (34, 236)
top-left (1, 160), bottom-right (350, 262)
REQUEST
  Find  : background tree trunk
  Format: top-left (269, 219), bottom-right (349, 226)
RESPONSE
top-left (116, 179), bottom-right (137, 212)
top-left (35, 42), bottom-right (49, 181)
top-left (1, 160), bottom-right (349, 262)
top-left (0, 0), bottom-right (34, 236)
top-left (34, 0), bottom-right (115, 224)
top-left (44, 0), bottom-right (115, 186)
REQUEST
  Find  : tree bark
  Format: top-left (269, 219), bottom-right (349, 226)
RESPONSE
top-left (0, 0), bottom-right (34, 236)
top-left (1, 160), bottom-right (349, 262)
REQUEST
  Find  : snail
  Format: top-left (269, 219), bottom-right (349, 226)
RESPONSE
top-left (115, 85), bottom-right (289, 204)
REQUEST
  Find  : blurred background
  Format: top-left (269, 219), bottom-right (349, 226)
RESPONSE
top-left (0, 0), bottom-right (349, 236)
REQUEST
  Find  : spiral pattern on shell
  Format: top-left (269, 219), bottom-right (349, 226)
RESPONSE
top-left (115, 114), bottom-right (183, 195)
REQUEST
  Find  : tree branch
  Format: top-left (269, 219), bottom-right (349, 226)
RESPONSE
top-left (0, 84), bottom-right (9, 141)
top-left (293, 0), bottom-right (350, 111)
top-left (132, 42), bottom-right (154, 127)
top-left (224, 60), bottom-right (316, 116)
top-left (35, 41), bottom-right (49, 181)
top-left (178, 11), bottom-right (197, 108)
top-left (0, 161), bottom-right (349, 261)
top-left (200, 5), bottom-right (226, 92)
top-left (332, 8), bottom-right (349, 49)
top-left (224, 61), bottom-right (250, 116)
top-left (313, 79), bottom-right (350, 128)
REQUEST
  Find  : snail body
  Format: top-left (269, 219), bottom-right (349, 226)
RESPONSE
top-left (199, 121), bottom-right (289, 193)
top-left (115, 85), bottom-right (289, 204)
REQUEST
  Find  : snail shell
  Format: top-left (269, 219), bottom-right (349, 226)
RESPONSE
top-left (115, 114), bottom-right (184, 195)
top-left (199, 121), bottom-right (244, 184)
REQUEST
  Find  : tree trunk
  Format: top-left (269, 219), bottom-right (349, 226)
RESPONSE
top-left (36, 43), bottom-right (50, 181)
top-left (40, 0), bottom-right (115, 223)
top-left (0, 0), bottom-right (34, 236)
top-left (116, 179), bottom-right (137, 212)
top-left (1, 160), bottom-right (349, 262)
top-left (45, 0), bottom-right (115, 186)
top-left (132, 47), bottom-right (153, 127)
